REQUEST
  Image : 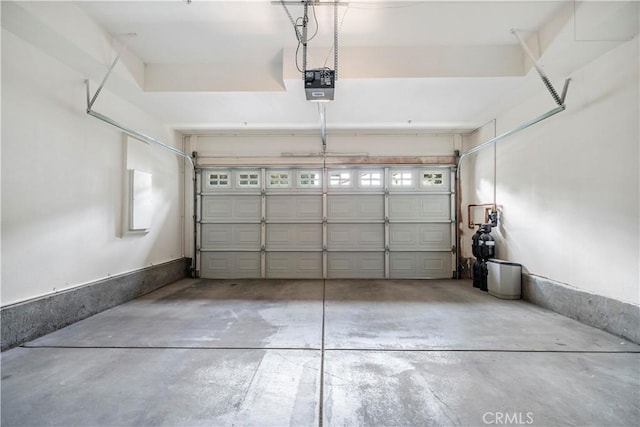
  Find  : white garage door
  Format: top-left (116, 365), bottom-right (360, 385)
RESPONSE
top-left (197, 166), bottom-right (454, 279)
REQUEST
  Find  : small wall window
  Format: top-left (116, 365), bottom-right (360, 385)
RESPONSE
top-left (359, 171), bottom-right (382, 187)
top-left (237, 171), bottom-right (260, 188)
top-left (329, 171), bottom-right (352, 187)
top-left (298, 171), bottom-right (321, 188)
top-left (422, 170), bottom-right (445, 186)
top-left (390, 171), bottom-right (413, 187)
top-left (268, 171), bottom-right (291, 188)
top-left (208, 171), bottom-right (231, 188)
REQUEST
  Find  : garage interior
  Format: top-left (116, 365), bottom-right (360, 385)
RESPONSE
top-left (1, 1), bottom-right (639, 426)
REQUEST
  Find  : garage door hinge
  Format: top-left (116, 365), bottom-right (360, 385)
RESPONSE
top-left (261, 245), bottom-right (266, 252)
top-left (261, 217), bottom-right (266, 223)
top-left (322, 217), bottom-right (327, 223)
top-left (451, 245), bottom-right (457, 253)
top-left (384, 216), bottom-right (390, 224)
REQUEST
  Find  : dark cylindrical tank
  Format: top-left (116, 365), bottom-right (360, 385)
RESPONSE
top-left (472, 224), bottom-right (495, 261)
top-left (471, 224), bottom-right (495, 291)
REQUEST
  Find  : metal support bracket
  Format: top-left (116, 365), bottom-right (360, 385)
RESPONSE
top-left (85, 36), bottom-right (198, 279)
top-left (453, 30), bottom-right (574, 279)
top-left (511, 29), bottom-right (571, 107)
top-left (84, 37), bottom-right (194, 168)
top-left (87, 36), bottom-right (132, 112)
top-left (319, 103), bottom-right (327, 151)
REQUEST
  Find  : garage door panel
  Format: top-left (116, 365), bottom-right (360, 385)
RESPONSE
top-left (327, 195), bottom-right (383, 221)
top-left (266, 252), bottom-right (322, 278)
top-left (388, 194), bottom-right (450, 221)
top-left (201, 224), bottom-right (261, 250)
top-left (266, 195), bottom-right (322, 221)
top-left (327, 252), bottom-right (384, 278)
top-left (199, 166), bottom-right (454, 279)
top-left (389, 224), bottom-right (451, 251)
top-left (202, 196), bottom-right (261, 222)
top-left (327, 224), bottom-right (384, 251)
top-left (266, 224), bottom-right (322, 250)
top-left (200, 252), bottom-right (261, 278)
top-left (389, 252), bottom-right (451, 278)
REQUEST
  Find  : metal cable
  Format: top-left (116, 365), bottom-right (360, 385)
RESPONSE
top-left (280, 0), bottom-right (303, 42)
top-left (280, 0), bottom-right (307, 76)
top-left (308, 3), bottom-right (319, 41)
top-left (512, 29), bottom-right (564, 107)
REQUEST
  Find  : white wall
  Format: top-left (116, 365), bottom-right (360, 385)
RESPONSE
top-left (460, 35), bottom-right (639, 305)
top-left (1, 29), bottom-right (185, 306)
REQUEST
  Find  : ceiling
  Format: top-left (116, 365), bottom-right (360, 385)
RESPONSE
top-left (41, 1), bottom-right (581, 132)
top-left (78, 1), bottom-right (566, 62)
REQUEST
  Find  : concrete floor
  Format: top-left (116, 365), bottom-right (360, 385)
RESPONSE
top-left (1, 279), bottom-right (639, 426)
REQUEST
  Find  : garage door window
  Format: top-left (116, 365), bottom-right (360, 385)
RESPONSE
top-left (208, 171), bottom-right (231, 188)
top-left (391, 171), bottom-right (413, 187)
top-left (268, 171), bottom-right (291, 188)
top-left (298, 171), bottom-right (321, 188)
top-left (421, 170), bottom-right (445, 187)
top-left (237, 171), bottom-right (260, 188)
top-left (329, 171), bottom-right (352, 188)
top-left (359, 171), bottom-right (382, 187)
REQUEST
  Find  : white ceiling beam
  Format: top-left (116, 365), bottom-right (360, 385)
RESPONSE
top-left (1, 1), bottom-right (146, 94)
top-left (283, 45), bottom-right (525, 80)
top-left (532, 0), bottom-right (637, 79)
top-left (143, 43), bottom-right (526, 92)
top-left (139, 45), bottom-right (527, 92)
top-left (145, 60), bottom-right (285, 92)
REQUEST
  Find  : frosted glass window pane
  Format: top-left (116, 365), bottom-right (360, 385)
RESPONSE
top-left (299, 171), bottom-right (321, 187)
top-left (268, 171), bottom-right (291, 188)
top-left (422, 171), bottom-right (445, 186)
top-left (208, 172), bottom-right (231, 188)
top-left (360, 171), bottom-right (382, 187)
top-left (391, 171), bottom-right (412, 186)
top-left (238, 171), bottom-right (261, 188)
top-left (329, 172), bottom-right (351, 187)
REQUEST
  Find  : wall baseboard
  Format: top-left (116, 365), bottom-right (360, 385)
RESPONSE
top-left (522, 273), bottom-right (640, 345)
top-left (1, 258), bottom-right (191, 351)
